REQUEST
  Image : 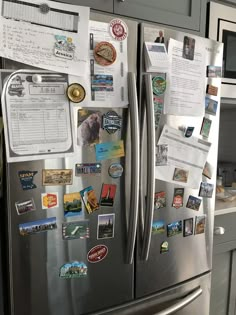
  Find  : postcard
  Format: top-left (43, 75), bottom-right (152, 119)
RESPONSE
top-left (42, 169), bottom-right (73, 186)
top-left (195, 215), bottom-right (206, 235)
top-left (183, 218), bottom-right (194, 237)
top-left (18, 170), bottom-right (37, 190)
top-left (172, 188), bottom-right (184, 209)
top-left (64, 192), bottom-right (82, 217)
top-left (202, 161), bottom-right (213, 179)
top-left (186, 195), bottom-right (201, 211)
top-left (100, 184), bottom-right (117, 207)
top-left (19, 217), bottom-right (57, 236)
top-left (15, 198), bottom-right (36, 215)
top-left (97, 214), bottom-right (115, 239)
top-left (154, 191), bottom-right (166, 210)
top-left (173, 168), bottom-right (189, 183)
top-left (199, 182), bottom-right (214, 198)
top-left (156, 144), bottom-right (168, 166)
top-left (62, 221), bottom-right (89, 240)
top-left (200, 117), bottom-right (212, 138)
top-left (167, 220), bottom-right (182, 237)
top-left (75, 163), bottom-right (101, 176)
top-left (59, 261), bottom-right (87, 279)
top-left (205, 97), bottom-right (218, 115)
top-left (41, 192), bottom-right (59, 209)
top-left (80, 186), bottom-right (99, 214)
top-left (95, 140), bottom-right (125, 161)
top-left (152, 220), bottom-right (165, 235)
top-left (207, 65), bottom-right (222, 78)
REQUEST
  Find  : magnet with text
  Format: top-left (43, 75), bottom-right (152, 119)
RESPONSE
top-left (154, 191), bottom-right (166, 210)
top-left (108, 163), bottom-right (123, 178)
top-left (41, 192), bottom-right (59, 209)
top-left (15, 198), bottom-right (36, 215)
top-left (42, 169), bottom-right (73, 186)
top-left (160, 241), bottom-right (169, 254)
top-left (167, 220), bottom-right (182, 237)
top-left (207, 65), bottom-right (222, 78)
top-left (80, 186), bottom-right (99, 214)
top-left (152, 220), bottom-right (165, 235)
top-left (205, 97), bottom-right (218, 115)
top-left (185, 127), bottom-right (194, 138)
top-left (109, 18), bottom-right (128, 41)
top-left (202, 161), bottom-right (213, 179)
top-left (152, 76), bottom-right (166, 96)
top-left (182, 36), bottom-right (195, 60)
top-left (64, 192), bottom-right (82, 217)
top-left (54, 35), bottom-right (75, 60)
top-left (94, 41), bottom-right (117, 66)
top-left (91, 74), bottom-right (113, 92)
top-left (183, 218), bottom-right (194, 237)
top-left (186, 195), bottom-right (201, 211)
top-left (206, 84), bottom-right (218, 96)
top-left (195, 215), bottom-right (206, 235)
top-left (59, 261), bottom-right (87, 279)
top-left (199, 182), bottom-right (214, 198)
top-left (100, 184), bottom-right (117, 207)
top-left (156, 144), bottom-right (168, 166)
top-left (95, 140), bottom-right (125, 161)
top-left (75, 163), bottom-right (102, 176)
top-left (200, 117), bottom-right (212, 138)
top-left (19, 217), bottom-right (57, 236)
top-left (87, 245), bottom-right (108, 263)
top-left (173, 168), bottom-right (188, 183)
top-left (172, 188), bottom-right (184, 209)
top-left (18, 170), bottom-right (37, 190)
top-left (67, 83), bottom-right (86, 103)
top-left (97, 214), bottom-right (115, 239)
top-left (62, 221), bottom-right (89, 240)
top-left (102, 111), bottom-right (122, 134)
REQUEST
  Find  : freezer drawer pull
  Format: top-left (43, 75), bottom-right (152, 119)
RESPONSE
top-left (153, 287), bottom-right (203, 315)
top-left (126, 72), bottom-right (140, 264)
top-left (214, 226), bottom-right (225, 235)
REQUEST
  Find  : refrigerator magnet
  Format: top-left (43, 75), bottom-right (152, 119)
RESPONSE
top-left (182, 36), bottom-right (195, 61)
top-left (67, 83), bottom-right (86, 103)
top-left (172, 188), bottom-right (184, 209)
top-left (75, 163), bottom-right (102, 176)
top-left (62, 221), bottom-right (89, 240)
top-left (18, 170), bottom-right (38, 190)
top-left (184, 126), bottom-right (194, 138)
top-left (153, 96), bottom-right (163, 129)
top-left (154, 191), bottom-right (166, 210)
top-left (87, 245), bottom-right (108, 263)
top-left (102, 111), bottom-right (122, 134)
top-left (19, 217), bottom-right (57, 236)
top-left (183, 218), bottom-right (194, 237)
top-left (199, 182), bottom-right (214, 198)
top-left (167, 220), bottom-right (182, 237)
top-left (41, 192), bottom-right (59, 209)
top-left (109, 18), bottom-right (128, 41)
top-left (206, 84), bottom-right (218, 96)
top-left (160, 241), bottom-right (169, 254)
top-left (59, 262), bottom-right (87, 279)
top-left (205, 97), bottom-right (218, 116)
top-left (152, 76), bottom-right (166, 96)
top-left (64, 192), bottom-right (82, 217)
top-left (195, 215), bottom-right (206, 235)
top-left (95, 140), bottom-right (125, 161)
top-left (54, 35), bottom-right (75, 60)
top-left (200, 117), bottom-right (212, 138)
top-left (42, 169), bottom-right (73, 186)
top-left (97, 214), bottom-right (115, 240)
top-left (186, 195), bottom-right (201, 211)
top-left (173, 168), bottom-right (188, 183)
top-left (100, 184), bottom-right (117, 207)
top-left (156, 144), bottom-right (168, 166)
top-left (207, 65), bottom-right (222, 78)
top-left (202, 161), bottom-right (213, 180)
top-left (15, 198), bottom-right (36, 215)
top-left (94, 41), bottom-right (117, 66)
top-left (108, 163), bottom-right (123, 178)
top-left (91, 74), bottom-right (114, 93)
top-left (152, 220), bottom-right (165, 235)
top-left (80, 186), bottom-right (99, 214)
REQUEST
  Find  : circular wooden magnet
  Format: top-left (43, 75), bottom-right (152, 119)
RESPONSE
top-left (67, 83), bottom-right (86, 103)
top-left (94, 41), bottom-right (117, 66)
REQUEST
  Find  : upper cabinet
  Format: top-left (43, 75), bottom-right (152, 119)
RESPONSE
top-left (58, 0), bottom-right (113, 13)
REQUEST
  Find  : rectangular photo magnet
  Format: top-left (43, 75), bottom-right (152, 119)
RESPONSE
top-left (167, 220), bottom-right (182, 237)
top-left (97, 214), bottom-right (115, 239)
top-left (100, 184), bottom-right (117, 207)
top-left (80, 186), bottom-right (99, 214)
top-left (186, 195), bottom-right (201, 211)
top-left (199, 182), bottom-right (214, 198)
top-left (15, 198), bottom-right (36, 215)
top-left (195, 215), bottom-right (206, 235)
top-left (183, 218), bottom-right (194, 237)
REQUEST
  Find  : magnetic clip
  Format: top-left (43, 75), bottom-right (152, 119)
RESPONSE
top-left (179, 125), bottom-right (194, 138)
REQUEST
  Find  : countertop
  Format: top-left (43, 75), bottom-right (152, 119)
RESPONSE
top-left (215, 198), bottom-right (236, 216)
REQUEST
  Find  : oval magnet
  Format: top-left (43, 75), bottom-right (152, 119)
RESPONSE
top-left (109, 18), bottom-right (128, 41)
top-left (152, 76), bottom-right (166, 96)
top-left (39, 3), bottom-right (50, 14)
top-left (87, 245), bottom-right (108, 263)
top-left (108, 163), bottom-right (123, 178)
top-left (94, 41), bottom-right (117, 66)
top-left (67, 83), bottom-right (86, 103)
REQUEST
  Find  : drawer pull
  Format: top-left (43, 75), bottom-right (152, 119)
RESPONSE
top-left (214, 226), bottom-right (225, 235)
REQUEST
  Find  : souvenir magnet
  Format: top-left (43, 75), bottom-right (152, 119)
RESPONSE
top-left (153, 96), bottom-right (163, 129)
top-left (205, 97), bottom-right (218, 115)
top-left (185, 127), bottom-right (194, 138)
top-left (62, 221), bottom-right (89, 240)
top-left (207, 65), bottom-right (222, 78)
top-left (77, 110), bottom-right (102, 146)
top-left (109, 18), bottom-right (128, 41)
top-left (182, 36), bottom-right (195, 61)
top-left (108, 163), bottom-right (123, 178)
top-left (67, 83), bottom-right (86, 103)
top-left (200, 117), bottom-right (212, 138)
top-left (80, 186), bottom-right (99, 214)
top-left (18, 170), bottom-right (37, 190)
top-left (186, 195), bottom-right (201, 211)
top-left (199, 182), bottom-right (214, 198)
top-left (154, 191), bottom-right (166, 210)
top-left (202, 161), bottom-right (213, 180)
top-left (195, 215), bottom-right (206, 235)
top-left (172, 188), bottom-right (184, 209)
top-left (152, 220), bottom-right (165, 235)
top-left (64, 192), bottom-right (82, 217)
top-left (102, 111), bottom-right (122, 134)
top-left (39, 3), bottom-right (50, 14)
top-left (95, 140), bottom-right (125, 161)
top-left (207, 84), bottom-right (218, 96)
top-left (59, 262), bottom-right (87, 279)
top-left (19, 217), bottom-right (57, 236)
top-left (41, 192), bottom-right (59, 209)
top-left (15, 198), bottom-right (36, 215)
top-left (167, 220), bottom-right (182, 237)
top-left (94, 41), bottom-right (117, 66)
top-left (97, 214), bottom-right (115, 239)
top-left (42, 169), bottom-right (73, 186)
top-left (54, 35), bottom-right (75, 60)
top-left (91, 74), bottom-right (113, 92)
top-left (160, 241), bottom-right (169, 254)
top-left (152, 76), bottom-right (166, 96)
top-left (156, 144), bottom-right (168, 166)
top-left (75, 163), bottom-right (102, 176)
top-left (87, 245), bottom-right (108, 263)
top-left (100, 184), bottom-right (117, 207)
top-left (173, 168), bottom-right (189, 183)
top-left (183, 218), bottom-right (194, 237)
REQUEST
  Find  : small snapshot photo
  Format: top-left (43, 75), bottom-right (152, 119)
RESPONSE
top-left (100, 184), bottom-right (117, 207)
top-left (167, 220), bottom-right (182, 237)
top-left (199, 182), bottom-right (214, 198)
top-left (154, 30), bottom-right (165, 43)
top-left (195, 215), bottom-right (206, 235)
top-left (15, 198), bottom-right (36, 215)
top-left (205, 97), bottom-right (218, 115)
top-left (202, 161), bottom-right (213, 180)
top-left (182, 36), bottom-right (195, 61)
top-left (206, 84), bottom-right (218, 96)
top-left (80, 186), bottom-right (99, 214)
top-left (173, 168), bottom-right (189, 183)
top-left (64, 192), bottom-right (82, 217)
top-left (91, 74), bottom-right (113, 92)
top-left (186, 195), bottom-right (202, 211)
top-left (154, 191), bottom-right (166, 210)
top-left (62, 221), bottom-right (89, 240)
top-left (77, 109), bottom-right (102, 146)
top-left (19, 217), bottom-right (57, 236)
top-left (172, 188), bottom-right (184, 209)
top-left (156, 144), bottom-right (168, 166)
top-left (97, 214), bottom-right (115, 239)
top-left (200, 117), bottom-right (212, 138)
top-left (152, 220), bottom-right (165, 235)
top-left (207, 65), bottom-right (222, 78)
top-left (42, 169), bottom-right (73, 186)
top-left (183, 218), bottom-right (194, 237)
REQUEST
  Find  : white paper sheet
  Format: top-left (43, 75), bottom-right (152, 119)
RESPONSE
top-left (89, 21), bottom-right (128, 107)
top-left (0, 0), bottom-right (89, 76)
top-left (1, 70), bottom-right (75, 162)
top-left (164, 38), bottom-right (206, 116)
top-left (156, 125), bottom-right (211, 188)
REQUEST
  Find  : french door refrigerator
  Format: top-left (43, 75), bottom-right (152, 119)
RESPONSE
top-left (1, 12), bottom-right (223, 315)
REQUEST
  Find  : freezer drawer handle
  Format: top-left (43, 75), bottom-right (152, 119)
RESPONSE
top-left (153, 287), bottom-right (203, 315)
top-left (214, 226), bottom-right (225, 235)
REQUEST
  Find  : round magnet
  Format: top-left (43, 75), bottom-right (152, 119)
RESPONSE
top-left (108, 163), bottom-right (123, 178)
top-left (67, 83), bottom-right (86, 103)
top-left (32, 74), bottom-right (42, 84)
top-left (109, 18), bottom-right (128, 41)
top-left (94, 41), bottom-right (117, 66)
top-left (39, 3), bottom-right (50, 14)
top-left (152, 76), bottom-right (166, 96)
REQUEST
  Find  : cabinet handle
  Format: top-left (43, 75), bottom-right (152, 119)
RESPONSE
top-left (214, 226), bottom-right (225, 235)
top-left (119, 0), bottom-right (125, 2)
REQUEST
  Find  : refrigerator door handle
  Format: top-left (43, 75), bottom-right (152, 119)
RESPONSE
top-left (126, 72), bottom-right (140, 264)
top-left (141, 74), bottom-right (155, 261)
top-left (153, 287), bottom-right (203, 315)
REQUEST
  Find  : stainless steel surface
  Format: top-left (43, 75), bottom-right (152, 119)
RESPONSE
top-left (214, 227), bottom-right (225, 235)
top-left (126, 73), bottom-right (140, 264)
top-left (141, 75), bottom-right (155, 261)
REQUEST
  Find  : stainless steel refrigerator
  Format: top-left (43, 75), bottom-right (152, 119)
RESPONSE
top-left (1, 12), bottom-right (223, 315)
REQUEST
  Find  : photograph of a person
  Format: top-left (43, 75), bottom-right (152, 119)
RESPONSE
top-left (154, 30), bottom-right (165, 43)
top-left (182, 36), bottom-right (195, 60)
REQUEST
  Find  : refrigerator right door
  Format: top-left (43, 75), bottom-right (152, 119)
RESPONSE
top-left (136, 24), bottom-right (223, 300)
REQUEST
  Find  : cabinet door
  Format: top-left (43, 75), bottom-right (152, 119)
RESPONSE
top-left (57, 0), bottom-right (113, 13)
top-left (114, 0), bottom-right (202, 31)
